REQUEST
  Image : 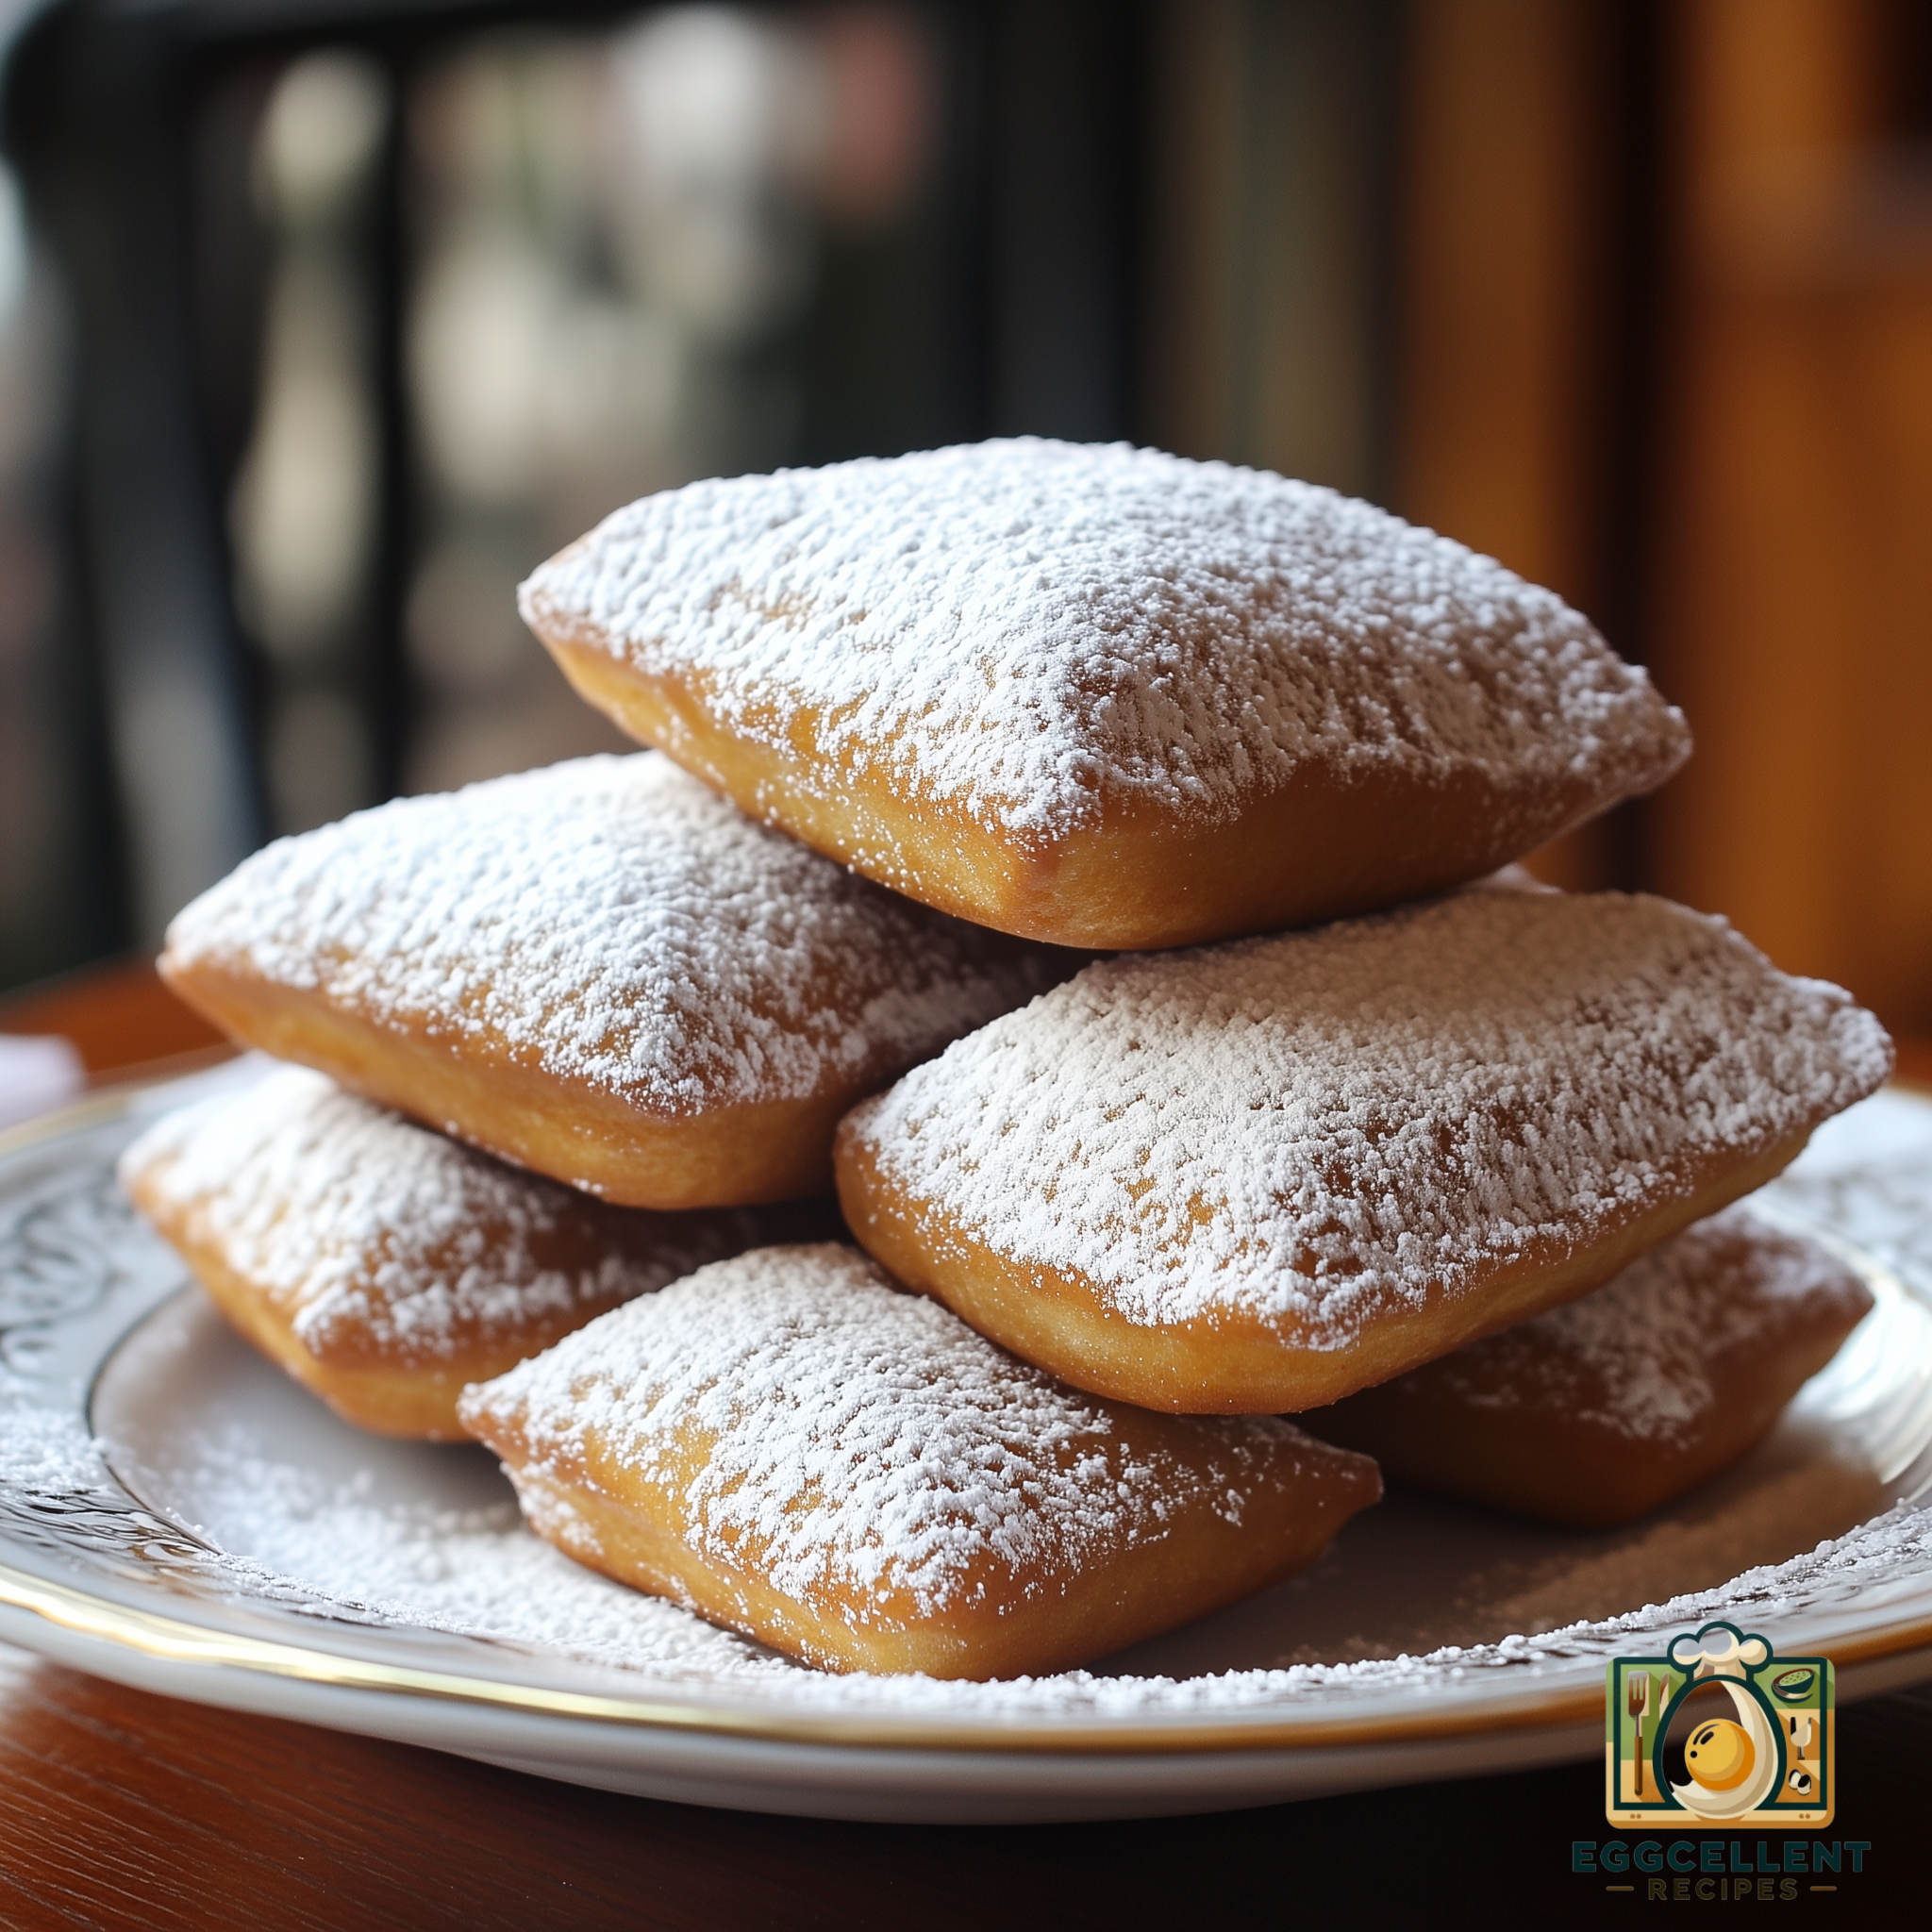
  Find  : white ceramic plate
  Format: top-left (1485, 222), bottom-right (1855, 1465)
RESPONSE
top-left (2, 1065), bottom-right (1930, 1824)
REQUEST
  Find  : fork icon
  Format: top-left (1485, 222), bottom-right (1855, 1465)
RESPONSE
top-left (1627, 1672), bottom-right (1653, 1800)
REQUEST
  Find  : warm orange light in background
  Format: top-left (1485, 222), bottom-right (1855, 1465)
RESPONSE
top-left (1401, 0), bottom-right (1612, 614)
top-left (1390, 0), bottom-right (1932, 1034)
top-left (1650, 0), bottom-right (1932, 1034)
top-left (1398, 0), bottom-right (1636, 895)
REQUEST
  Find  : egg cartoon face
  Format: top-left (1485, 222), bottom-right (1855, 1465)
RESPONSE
top-left (1685, 1719), bottom-right (1756, 1791)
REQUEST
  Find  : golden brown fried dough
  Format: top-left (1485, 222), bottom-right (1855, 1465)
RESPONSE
top-left (836, 888), bottom-right (1891, 1415)
top-left (119, 1065), bottom-right (835, 1439)
top-left (1307, 1207), bottom-right (1874, 1527)
top-left (459, 1245), bottom-right (1381, 1678)
top-left (519, 440), bottom-right (1690, 949)
top-left (159, 754), bottom-right (1074, 1208)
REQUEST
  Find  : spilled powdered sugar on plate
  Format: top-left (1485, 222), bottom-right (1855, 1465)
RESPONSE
top-left (65, 1403), bottom-right (1932, 1720)
top-left (148, 1424), bottom-right (775, 1677)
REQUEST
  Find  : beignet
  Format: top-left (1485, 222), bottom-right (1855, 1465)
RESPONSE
top-left (119, 1065), bottom-right (833, 1439)
top-left (1305, 1206), bottom-right (1873, 1527)
top-left (519, 440), bottom-right (1690, 950)
top-left (458, 1244), bottom-right (1382, 1678)
top-left (159, 754), bottom-right (1073, 1208)
top-left (836, 888), bottom-right (1891, 1414)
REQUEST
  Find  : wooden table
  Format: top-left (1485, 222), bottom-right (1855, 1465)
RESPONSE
top-left (2, 961), bottom-right (1928, 1927)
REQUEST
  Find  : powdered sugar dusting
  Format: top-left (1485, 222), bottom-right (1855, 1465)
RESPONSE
top-left (163, 754), bottom-right (1070, 1114)
top-left (521, 440), bottom-right (1690, 841)
top-left (8, 1083), bottom-right (1930, 1754)
top-left (845, 891), bottom-right (1893, 1342)
top-left (460, 1244), bottom-right (1316, 1621)
top-left (80, 1388), bottom-right (1932, 1718)
top-left (1371, 1207), bottom-right (1874, 1443)
top-left (150, 1429), bottom-right (775, 1674)
top-left (118, 1066), bottom-right (774, 1364)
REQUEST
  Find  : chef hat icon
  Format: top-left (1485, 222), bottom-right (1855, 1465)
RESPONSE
top-left (1668, 1622), bottom-right (1771, 1677)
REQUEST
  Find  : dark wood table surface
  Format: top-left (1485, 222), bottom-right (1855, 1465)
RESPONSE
top-left (2, 961), bottom-right (1928, 1928)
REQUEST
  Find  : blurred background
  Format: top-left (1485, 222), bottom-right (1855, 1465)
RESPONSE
top-left (0, 0), bottom-right (1926, 1039)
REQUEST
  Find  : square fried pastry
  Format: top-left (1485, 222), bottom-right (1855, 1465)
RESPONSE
top-left (518, 440), bottom-right (1690, 950)
top-left (458, 1244), bottom-right (1381, 1679)
top-left (120, 1065), bottom-right (835, 1440)
top-left (836, 888), bottom-right (1892, 1415)
top-left (1307, 1206), bottom-right (1874, 1527)
top-left (159, 754), bottom-right (1073, 1208)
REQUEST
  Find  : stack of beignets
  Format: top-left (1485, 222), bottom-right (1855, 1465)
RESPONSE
top-left (125, 440), bottom-right (1893, 1678)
